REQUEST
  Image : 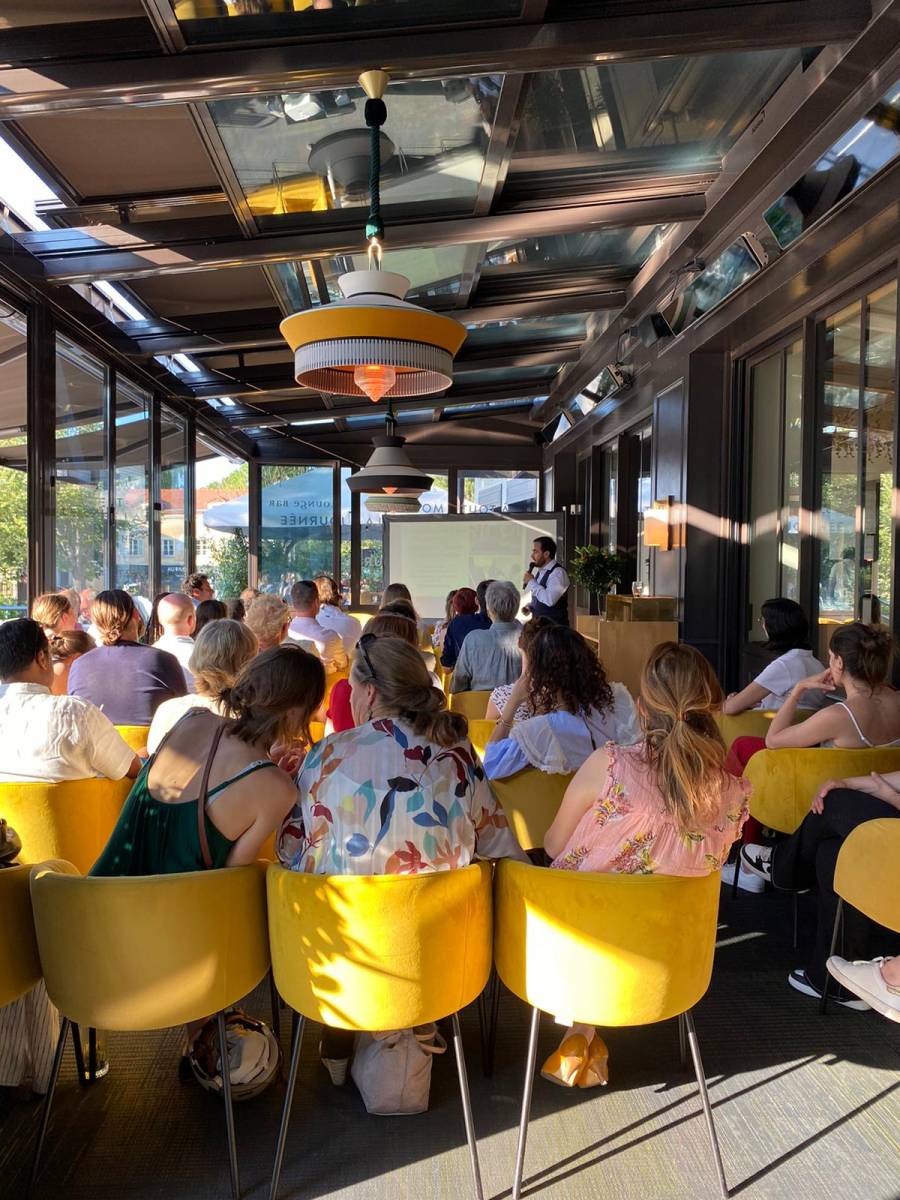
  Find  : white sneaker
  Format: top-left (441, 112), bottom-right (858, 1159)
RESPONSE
top-left (827, 956), bottom-right (900, 1023)
top-left (788, 967), bottom-right (870, 1011)
top-left (720, 861), bottom-right (765, 893)
top-left (740, 843), bottom-right (773, 883)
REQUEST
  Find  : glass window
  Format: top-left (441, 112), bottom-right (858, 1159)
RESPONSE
top-left (764, 81), bottom-right (900, 249)
top-left (483, 227), bottom-right (664, 271)
top-left (196, 443), bottom-right (248, 599)
top-left (114, 378), bottom-right (150, 600)
top-left (459, 470), bottom-right (538, 513)
top-left (748, 353), bottom-right (784, 634)
top-left (782, 341), bottom-right (804, 601)
top-left (259, 465), bottom-right (333, 596)
top-left (512, 51), bottom-right (800, 167)
top-left (160, 408), bottom-right (188, 593)
top-left (0, 305), bottom-right (28, 618)
top-left (818, 301), bottom-right (862, 623)
top-left (636, 429), bottom-right (653, 593)
top-left (54, 336), bottom-right (108, 596)
top-left (861, 282), bottom-right (897, 626)
top-left (575, 455), bottom-right (590, 608)
top-left (359, 471), bottom-right (450, 606)
top-left (208, 76), bottom-right (501, 228)
top-left (602, 443), bottom-right (618, 552)
top-left (464, 311), bottom-right (591, 349)
top-left (340, 466), bottom-right (351, 600)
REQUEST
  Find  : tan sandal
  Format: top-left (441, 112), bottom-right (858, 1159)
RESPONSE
top-left (540, 1033), bottom-right (590, 1087)
top-left (575, 1035), bottom-right (609, 1088)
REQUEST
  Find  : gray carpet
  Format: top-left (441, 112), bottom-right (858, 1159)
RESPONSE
top-left (2, 884), bottom-right (899, 1200)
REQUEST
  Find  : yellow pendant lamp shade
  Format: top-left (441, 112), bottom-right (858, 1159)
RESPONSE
top-left (279, 270), bottom-right (466, 401)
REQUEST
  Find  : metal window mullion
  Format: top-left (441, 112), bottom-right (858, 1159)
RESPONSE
top-left (27, 303), bottom-right (55, 596)
top-left (185, 413), bottom-right (196, 575)
top-left (448, 466), bottom-right (459, 514)
top-left (857, 296), bottom-right (867, 618)
top-left (106, 365), bottom-right (116, 589)
top-left (891, 271), bottom-right (900, 641)
top-left (800, 315), bottom-right (820, 630)
top-left (248, 459), bottom-right (260, 590)
top-left (149, 393), bottom-right (161, 599)
top-left (332, 462), bottom-right (341, 584)
top-left (776, 347), bottom-right (788, 597)
top-left (350, 481), bottom-right (361, 608)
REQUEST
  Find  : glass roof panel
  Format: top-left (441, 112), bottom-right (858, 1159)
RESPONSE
top-left (511, 50), bottom-right (801, 170)
top-left (178, 1), bottom-right (521, 46)
top-left (453, 365), bottom-right (558, 386)
top-left (443, 397), bottom-right (537, 415)
top-left (464, 312), bottom-right (591, 348)
top-left (483, 226), bottom-right (665, 270)
top-left (663, 237), bottom-right (761, 335)
top-left (208, 76), bottom-right (500, 227)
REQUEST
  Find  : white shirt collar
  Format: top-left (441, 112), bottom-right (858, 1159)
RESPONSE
top-left (0, 681), bottom-right (51, 695)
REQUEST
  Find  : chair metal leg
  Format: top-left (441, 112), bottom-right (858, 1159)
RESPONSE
top-left (820, 898), bottom-right (843, 1015)
top-left (683, 1010), bottom-right (729, 1199)
top-left (28, 1017), bottom-right (69, 1196)
top-left (512, 1006), bottom-right (541, 1200)
top-left (450, 1012), bottom-right (484, 1200)
top-left (70, 1020), bottom-right (87, 1085)
top-left (269, 1013), bottom-right (305, 1200)
top-left (677, 1012), bottom-right (687, 1070)
top-left (268, 969), bottom-right (281, 1044)
top-left (477, 968), bottom-right (501, 1078)
top-left (217, 1010), bottom-right (241, 1200)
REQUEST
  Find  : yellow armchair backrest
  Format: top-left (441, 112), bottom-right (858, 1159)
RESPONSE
top-left (266, 861), bottom-right (492, 1031)
top-left (495, 860), bottom-right (721, 1026)
top-left (448, 690), bottom-right (492, 719)
top-left (743, 747), bottom-right (900, 833)
top-left (0, 777), bottom-right (132, 875)
top-left (715, 708), bottom-right (810, 744)
top-left (30, 862), bottom-right (270, 1031)
top-left (834, 818), bottom-right (900, 934)
top-left (491, 768), bottom-right (574, 851)
top-left (114, 725), bottom-right (149, 753)
top-left (0, 863), bottom-right (42, 1008)
top-left (467, 718), bottom-right (495, 760)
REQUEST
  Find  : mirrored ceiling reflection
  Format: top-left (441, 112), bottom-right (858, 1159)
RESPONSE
top-left (483, 226), bottom-right (666, 271)
top-left (174, 0), bottom-right (521, 45)
top-left (209, 77), bottom-right (501, 227)
top-left (511, 50), bottom-right (802, 169)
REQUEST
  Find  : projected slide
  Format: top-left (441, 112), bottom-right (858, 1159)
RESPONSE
top-left (385, 513), bottom-right (563, 617)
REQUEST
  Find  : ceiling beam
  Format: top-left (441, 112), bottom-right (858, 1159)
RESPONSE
top-left (218, 383), bottom-right (549, 421)
top-left (540, 1), bottom-right (900, 419)
top-left (0, 4), bottom-right (871, 119)
top-left (24, 194), bottom-right (705, 284)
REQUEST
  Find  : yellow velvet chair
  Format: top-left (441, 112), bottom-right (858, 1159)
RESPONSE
top-left (715, 707), bottom-right (812, 745)
top-left (114, 725), bottom-right (150, 754)
top-left (448, 690), bottom-right (492, 719)
top-left (0, 863), bottom-right (42, 1009)
top-left (0, 777), bottom-right (132, 875)
top-left (490, 768), bottom-right (574, 851)
top-left (467, 718), bottom-right (496, 760)
top-left (822, 818), bottom-right (900, 1012)
top-left (743, 747), bottom-right (900, 834)
top-left (28, 862), bottom-right (270, 1200)
top-left (266, 862), bottom-right (492, 1200)
top-left (494, 860), bottom-right (728, 1200)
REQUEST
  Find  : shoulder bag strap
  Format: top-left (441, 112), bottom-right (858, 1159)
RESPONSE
top-left (196, 720), bottom-right (228, 870)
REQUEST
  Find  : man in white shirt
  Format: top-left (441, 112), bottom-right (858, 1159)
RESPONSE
top-left (522, 535), bottom-right (570, 626)
top-left (287, 580), bottom-right (349, 671)
top-left (153, 593), bottom-right (197, 690)
top-left (0, 618), bottom-right (141, 784)
top-left (314, 574), bottom-right (362, 652)
top-left (182, 572), bottom-right (214, 609)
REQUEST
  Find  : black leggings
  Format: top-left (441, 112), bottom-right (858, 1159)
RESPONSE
top-left (771, 788), bottom-right (900, 989)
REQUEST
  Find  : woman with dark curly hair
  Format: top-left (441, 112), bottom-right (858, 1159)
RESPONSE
top-left (483, 624), bottom-right (639, 779)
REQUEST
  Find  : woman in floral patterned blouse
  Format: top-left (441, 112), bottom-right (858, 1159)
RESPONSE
top-left (539, 642), bottom-right (749, 1089)
top-left (277, 634), bottom-right (526, 1081)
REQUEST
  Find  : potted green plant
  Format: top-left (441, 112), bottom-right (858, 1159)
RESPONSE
top-left (569, 545), bottom-right (628, 615)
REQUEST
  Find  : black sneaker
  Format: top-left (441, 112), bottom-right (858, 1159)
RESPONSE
top-left (740, 843), bottom-right (773, 883)
top-left (788, 968), bottom-right (870, 1011)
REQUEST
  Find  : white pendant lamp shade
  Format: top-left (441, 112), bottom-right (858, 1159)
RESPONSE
top-left (346, 426), bottom-right (434, 498)
top-left (280, 270), bottom-right (466, 402)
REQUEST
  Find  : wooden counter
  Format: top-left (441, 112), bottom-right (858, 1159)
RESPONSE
top-left (576, 615), bottom-right (679, 697)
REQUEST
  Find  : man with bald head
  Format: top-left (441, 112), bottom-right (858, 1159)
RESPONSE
top-left (153, 593), bottom-right (196, 690)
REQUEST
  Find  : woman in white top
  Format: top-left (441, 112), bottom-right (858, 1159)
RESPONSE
top-left (147, 619), bottom-right (258, 753)
top-left (766, 622), bottom-right (900, 750)
top-left (483, 625), bottom-right (639, 779)
top-left (723, 598), bottom-right (825, 714)
top-left (314, 574), bottom-right (362, 652)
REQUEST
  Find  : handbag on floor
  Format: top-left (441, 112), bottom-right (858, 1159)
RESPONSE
top-left (351, 1024), bottom-right (447, 1115)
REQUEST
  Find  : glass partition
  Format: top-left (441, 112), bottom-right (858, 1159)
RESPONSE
top-left (196, 443), bottom-right (248, 599)
top-left (54, 336), bottom-right (108, 597)
top-left (160, 408), bottom-right (188, 593)
top-left (113, 378), bottom-right (151, 598)
top-left (259, 465), bottom-right (334, 595)
top-left (0, 306), bottom-right (28, 617)
top-left (861, 281), bottom-right (897, 626)
top-left (458, 470), bottom-right (539, 513)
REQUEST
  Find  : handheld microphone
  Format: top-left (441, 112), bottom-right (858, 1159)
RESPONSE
top-left (525, 561), bottom-right (536, 575)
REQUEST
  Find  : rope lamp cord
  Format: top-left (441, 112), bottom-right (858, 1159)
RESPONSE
top-left (364, 96), bottom-right (387, 260)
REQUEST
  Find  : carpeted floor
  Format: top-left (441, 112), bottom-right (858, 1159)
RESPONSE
top-left (2, 883), bottom-right (899, 1200)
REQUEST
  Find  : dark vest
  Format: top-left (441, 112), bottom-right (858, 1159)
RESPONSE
top-left (531, 563), bottom-right (569, 625)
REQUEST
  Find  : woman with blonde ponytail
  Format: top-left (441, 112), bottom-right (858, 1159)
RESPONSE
top-left (277, 633), bottom-right (527, 1086)
top-left (539, 642), bottom-right (749, 1090)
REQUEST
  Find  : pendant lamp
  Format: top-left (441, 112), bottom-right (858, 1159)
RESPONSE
top-left (279, 70), bottom-right (466, 403)
top-left (346, 405), bottom-right (434, 512)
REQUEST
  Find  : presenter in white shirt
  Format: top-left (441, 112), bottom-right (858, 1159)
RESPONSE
top-left (153, 592), bottom-right (197, 690)
top-left (523, 535), bottom-right (571, 626)
top-left (287, 580), bottom-right (349, 671)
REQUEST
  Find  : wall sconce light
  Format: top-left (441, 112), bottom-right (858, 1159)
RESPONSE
top-left (644, 496), bottom-right (674, 550)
